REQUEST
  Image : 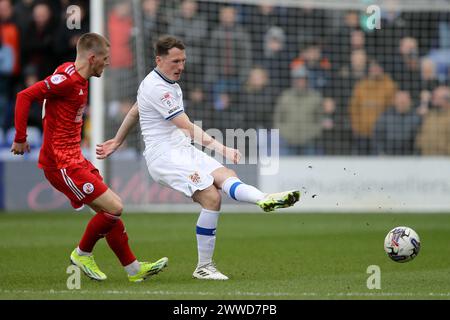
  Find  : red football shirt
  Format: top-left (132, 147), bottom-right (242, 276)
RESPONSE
top-left (14, 62), bottom-right (89, 169)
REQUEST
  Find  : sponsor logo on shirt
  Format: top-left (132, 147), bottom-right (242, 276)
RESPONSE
top-left (50, 74), bottom-right (67, 85)
top-left (82, 183), bottom-right (95, 195)
top-left (168, 106), bottom-right (181, 115)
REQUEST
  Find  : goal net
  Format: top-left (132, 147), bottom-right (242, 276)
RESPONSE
top-left (98, 0), bottom-right (450, 211)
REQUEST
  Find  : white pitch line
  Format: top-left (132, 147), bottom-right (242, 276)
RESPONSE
top-left (0, 289), bottom-right (293, 297)
top-left (1, 289), bottom-right (450, 297)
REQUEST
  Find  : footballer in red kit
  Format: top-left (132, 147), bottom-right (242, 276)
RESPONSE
top-left (10, 33), bottom-right (168, 282)
top-left (14, 61), bottom-right (107, 209)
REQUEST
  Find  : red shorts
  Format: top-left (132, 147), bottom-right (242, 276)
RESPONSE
top-left (43, 159), bottom-right (109, 210)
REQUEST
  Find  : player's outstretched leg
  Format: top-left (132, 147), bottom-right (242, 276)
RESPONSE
top-left (221, 176), bottom-right (300, 212)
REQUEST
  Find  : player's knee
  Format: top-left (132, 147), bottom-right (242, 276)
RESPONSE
top-left (205, 189), bottom-right (222, 211)
top-left (110, 199), bottom-right (123, 216)
top-left (226, 168), bottom-right (237, 178)
top-left (195, 187), bottom-right (221, 211)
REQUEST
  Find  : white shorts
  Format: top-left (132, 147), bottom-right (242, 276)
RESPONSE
top-left (144, 145), bottom-right (224, 197)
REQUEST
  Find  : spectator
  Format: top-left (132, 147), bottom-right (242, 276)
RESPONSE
top-left (293, 5), bottom-right (330, 47)
top-left (319, 97), bottom-right (342, 155)
top-left (366, 0), bottom-right (409, 62)
top-left (273, 66), bottom-right (324, 155)
top-left (420, 57), bottom-right (441, 93)
top-left (245, 3), bottom-right (281, 62)
top-left (349, 59), bottom-right (397, 155)
top-left (390, 37), bottom-right (422, 102)
top-left (327, 49), bottom-right (368, 154)
top-left (21, 1), bottom-right (58, 80)
top-left (141, 0), bottom-right (168, 73)
top-left (211, 90), bottom-right (245, 135)
top-left (406, 11), bottom-right (442, 54)
top-left (237, 66), bottom-right (275, 130)
top-left (13, 0), bottom-right (34, 37)
top-left (185, 86), bottom-right (213, 130)
top-left (168, 0), bottom-right (208, 91)
top-left (373, 90), bottom-right (422, 155)
top-left (328, 10), bottom-right (361, 69)
top-left (290, 40), bottom-right (332, 94)
top-left (259, 26), bottom-right (291, 95)
top-left (0, 28), bottom-right (14, 132)
top-left (331, 28), bottom-right (367, 69)
top-left (106, 1), bottom-right (136, 103)
top-left (204, 5), bottom-right (252, 101)
top-left (0, 0), bottom-right (20, 76)
top-left (54, 0), bottom-right (90, 64)
top-left (416, 86), bottom-right (450, 155)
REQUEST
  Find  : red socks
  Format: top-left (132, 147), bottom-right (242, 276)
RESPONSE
top-left (78, 212), bottom-right (136, 266)
top-left (78, 212), bottom-right (118, 253)
top-left (105, 219), bottom-right (136, 266)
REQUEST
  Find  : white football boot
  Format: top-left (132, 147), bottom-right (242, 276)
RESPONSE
top-left (192, 262), bottom-right (229, 280)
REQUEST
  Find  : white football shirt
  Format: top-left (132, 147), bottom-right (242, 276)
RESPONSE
top-left (137, 68), bottom-right (191, 160)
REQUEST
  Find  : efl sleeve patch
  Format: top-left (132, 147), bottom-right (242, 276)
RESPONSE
top-left (160, 92), bottom-right (175, 109)
top-left (155, 91), bottom-right (184, 119)
top-left (50, 74), bottom-right (67, 85)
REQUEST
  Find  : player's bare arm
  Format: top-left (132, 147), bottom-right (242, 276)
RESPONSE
top-left (171, 113), bottom-right (241, 164)
top-left (96, 102), bottom-right (139, 159)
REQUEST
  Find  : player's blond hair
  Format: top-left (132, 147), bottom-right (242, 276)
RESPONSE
top-left (76, 33), bottom-right (110, 55)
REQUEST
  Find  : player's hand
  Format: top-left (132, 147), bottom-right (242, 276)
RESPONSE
top-left (96, 139), bottom-right (120, 159)
top-left (10, 141), bottom-right (31, 155)
top-left (223, 147), bottom-right (241, 164)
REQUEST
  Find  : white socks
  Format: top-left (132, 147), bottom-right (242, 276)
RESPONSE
top-left (76, 247), bottom-right (92, 256)
top-left (124, 260), bottom-right (141, 276)
top-left (78, 246), bottom-right (141, 276)
top-left (221, 177), bottom-right (266, 203)
top-left (196, 208), bottom-right (220, 267)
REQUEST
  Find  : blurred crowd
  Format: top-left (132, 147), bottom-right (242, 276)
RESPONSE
top-left (0, 0), bottom-right (89, 149)
top-left (1, 0), bottom-right (450, 156)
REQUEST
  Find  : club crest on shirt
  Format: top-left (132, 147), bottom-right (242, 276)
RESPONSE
top-left (189, 172), bottom-right (202, 185)
top-left (50, 74), bottom-right (67, 85)
top-left (82, 183), bottom-right (95, 195)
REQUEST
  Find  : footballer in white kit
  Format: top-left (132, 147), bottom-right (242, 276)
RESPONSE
top-left (97, 35), bottom-right (300, 281)
top-left (137, 68), bottom-right (224, 197)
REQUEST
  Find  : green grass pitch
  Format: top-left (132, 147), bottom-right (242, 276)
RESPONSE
top-left (1, 211), bottom-right (450, 300)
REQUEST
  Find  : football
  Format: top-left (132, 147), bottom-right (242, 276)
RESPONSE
top-left (384, 226), bottom-right (421, 263)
